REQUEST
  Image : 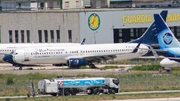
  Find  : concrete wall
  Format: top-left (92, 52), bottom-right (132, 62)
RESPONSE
top-left (0, 12), bottom-right (80, 43)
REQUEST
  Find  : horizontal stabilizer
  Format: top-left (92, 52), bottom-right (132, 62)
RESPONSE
top-left (150, 44), bottom-right (159, 48)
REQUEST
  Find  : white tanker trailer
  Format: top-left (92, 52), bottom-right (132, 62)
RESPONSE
top-left (38, 77), bottom-right (119, 96)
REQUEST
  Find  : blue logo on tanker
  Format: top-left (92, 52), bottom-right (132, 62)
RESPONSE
top-left (163, 33), bottom-right (173, 45)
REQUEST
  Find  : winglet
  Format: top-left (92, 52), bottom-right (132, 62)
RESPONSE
top-left (81, 38), bottom-right (86, 45)
top-left (132, 42), bottom-right (141, 53)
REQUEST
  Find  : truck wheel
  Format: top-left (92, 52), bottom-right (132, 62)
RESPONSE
top-left (58, 90), bottom-right (63, 96)
top-left (65, 89), bottom-right (70, 96)
top-left (109, 89), bottom-right (115, 94)
top-left (70, 90), bottom-right (76, 95)
top-left (52, 93), bottom-right (57, 96)
top-left (93, 88), bottom-right (100, 95)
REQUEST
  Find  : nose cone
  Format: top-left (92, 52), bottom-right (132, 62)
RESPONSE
top-left (3, 55), bottom-right (13, 63)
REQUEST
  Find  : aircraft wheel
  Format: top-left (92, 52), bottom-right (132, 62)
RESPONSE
top-left (166, 70), bottom-right (171, 73)
top-left (89, 64), bottom-right (96, 68)
top-left (19, 67), bottom-right (22, 70)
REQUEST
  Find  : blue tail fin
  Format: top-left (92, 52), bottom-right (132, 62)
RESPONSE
top-left (128, 10), bottom-right (168, 45)
top-left (154, 14), bottom-right (180, 49)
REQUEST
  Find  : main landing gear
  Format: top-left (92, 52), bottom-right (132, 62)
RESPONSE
top-left (89, 63), bottom-right (96, 68)
top-left (162, 67), bottom-right (171, 73)
top-left (19, 66), bottom-right (22, 70)
top-left (13, 64), bottom-right (23, 70)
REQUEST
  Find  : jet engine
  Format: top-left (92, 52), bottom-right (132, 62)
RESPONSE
top-left (160, 58), bottom-right (180, 72)
top-left (67, 58), bottom-right (86, 68)
top-left (160, 58), bottom-right (180, 68)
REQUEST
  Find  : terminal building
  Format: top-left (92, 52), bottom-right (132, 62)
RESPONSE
top-left (0, 8), bottom-right (179, 44)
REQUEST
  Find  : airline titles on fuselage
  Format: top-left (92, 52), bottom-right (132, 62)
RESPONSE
top-left (30, 46), bottom-right (136, 58)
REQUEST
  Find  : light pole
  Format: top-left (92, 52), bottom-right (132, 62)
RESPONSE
top-left (58, 25), bottom-right (60, 43)
top-left (146, 59), bottom-right (148, 93)
top-left (62, 64), bottom-right (64, 96)
top-left (94, 31), bottom-right (97, 44)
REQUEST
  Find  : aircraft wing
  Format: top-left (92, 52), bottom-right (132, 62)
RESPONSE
top-left (66, 48), bottom-right (147, 64)
top-left (67, 54), bottom-right (117, 63)
top-left (155, 50), bottom-right (168, 52)
top-left (66, 43), bottom-right (148, 64)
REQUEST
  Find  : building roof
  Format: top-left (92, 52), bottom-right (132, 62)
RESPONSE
top-left (133, 0), bottom-right (172, 2)
top-left (110, 0), bottom-right (132, 3)
top-left (1, 0), bottom-right (60, 2)
top-left (4, 8), bottom-right (158, 13)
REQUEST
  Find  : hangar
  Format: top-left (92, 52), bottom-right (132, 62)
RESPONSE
top-left (0, 8), bottom-right (179, 44)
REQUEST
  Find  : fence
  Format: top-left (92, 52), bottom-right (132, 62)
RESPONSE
top-left (0, 80), bottom-right (32, 95)
top-left (119, 74), bottom-right (180, 91)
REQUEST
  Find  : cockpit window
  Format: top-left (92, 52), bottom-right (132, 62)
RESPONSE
top-left (113, 79), bottom-right (119, 86)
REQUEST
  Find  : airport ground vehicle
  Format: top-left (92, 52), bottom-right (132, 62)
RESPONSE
top-left (38, 77), bottom-right (119, 96)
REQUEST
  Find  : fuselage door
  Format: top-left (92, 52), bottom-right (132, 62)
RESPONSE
top-left (24, 49), bottom-right (29, 61)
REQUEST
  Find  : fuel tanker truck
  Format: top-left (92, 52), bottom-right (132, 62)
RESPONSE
top-left (38, 77), bottom-right (119, 96)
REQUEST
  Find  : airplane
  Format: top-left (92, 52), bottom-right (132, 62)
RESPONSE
top-left (3, 42), bottom-right (149, 70)
top-left (0, 38), bottom-right (86, 61)
top-left (1, 11), bottom-right (168, 70)
top-left (153, 13), bottom-right (180, 72)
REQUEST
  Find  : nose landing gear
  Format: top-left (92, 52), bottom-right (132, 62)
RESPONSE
top-left (19, 66), bottom-right (22, 70)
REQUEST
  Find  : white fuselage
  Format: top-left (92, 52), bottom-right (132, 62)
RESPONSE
top-left (0, 43), bottom-right (80, 61)
top-left (10, 43), bottom-right (149, 65)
